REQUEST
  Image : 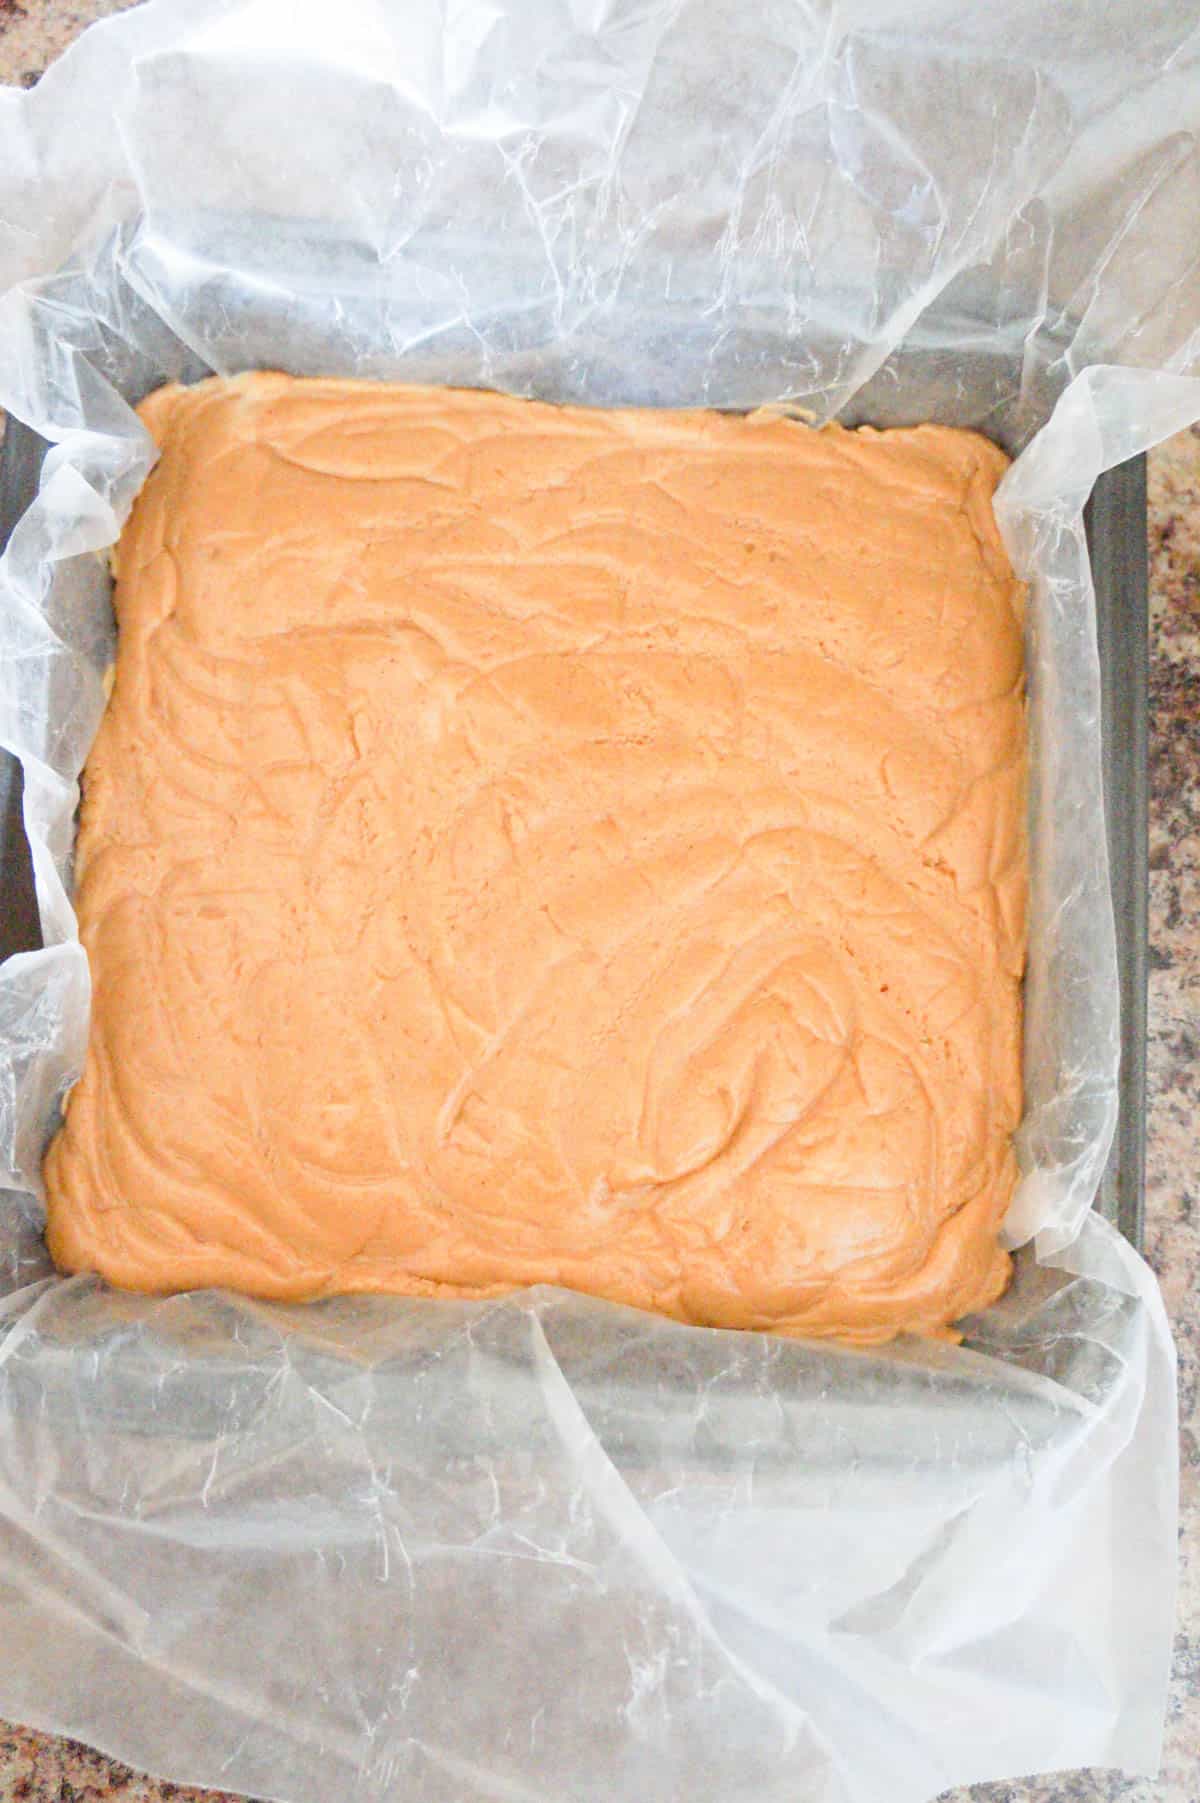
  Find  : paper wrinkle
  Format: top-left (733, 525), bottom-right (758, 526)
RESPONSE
top-left (0, 1), bottom-right (1196, 1799)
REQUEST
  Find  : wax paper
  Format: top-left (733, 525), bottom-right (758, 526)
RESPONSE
top-left (0, 3), bottom-right (1198, 1799)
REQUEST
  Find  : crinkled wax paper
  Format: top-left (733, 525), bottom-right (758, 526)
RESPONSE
top-left (1, 3), bottom-right (1198, 1799)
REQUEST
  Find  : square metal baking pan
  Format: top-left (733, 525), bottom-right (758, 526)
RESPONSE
top-left (0, 412), bottom-right (1149, 1251)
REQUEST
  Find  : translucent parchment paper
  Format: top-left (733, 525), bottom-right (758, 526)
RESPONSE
top-left (1, 3), bottom-right (1198, 1799)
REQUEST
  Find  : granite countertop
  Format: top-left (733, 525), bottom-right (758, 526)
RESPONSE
top-left (0, 4), bottom-right (1196, 1801)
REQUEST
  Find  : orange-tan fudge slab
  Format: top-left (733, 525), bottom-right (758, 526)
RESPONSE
top-left (44, 374), bottom-right (1026, 1342)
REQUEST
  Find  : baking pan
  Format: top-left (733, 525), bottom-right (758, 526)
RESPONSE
top-left (0, 412), bottom-right (1149, 1250)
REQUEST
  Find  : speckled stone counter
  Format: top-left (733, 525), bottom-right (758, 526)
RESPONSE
top-left (0, 5), bottom-right (1196, 1801)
